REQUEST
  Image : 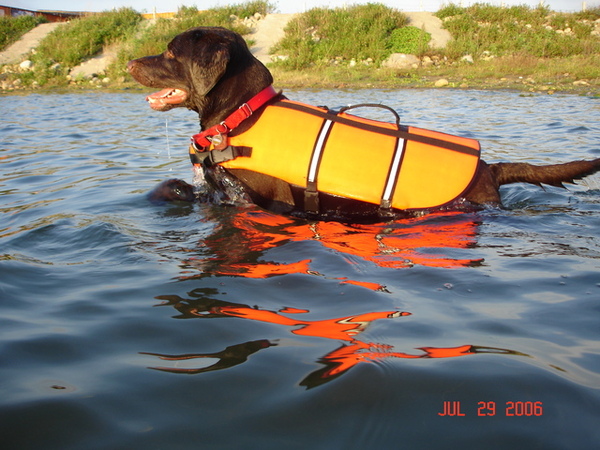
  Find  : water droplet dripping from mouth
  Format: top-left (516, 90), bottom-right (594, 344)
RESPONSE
top-left (165, 118), bottom-right (172, 169)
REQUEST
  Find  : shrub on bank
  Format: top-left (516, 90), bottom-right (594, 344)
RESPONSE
top-left (272, 4), bottom-right (408, 69)
top-left (388, 26), bottom-right (431, 55)
top-left (32, 8), bottom-right (142, 68)
top-left (15, 8), bottom-right (144, 87)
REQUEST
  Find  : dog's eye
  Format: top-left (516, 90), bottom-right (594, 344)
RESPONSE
top-left (165, 50), bottom-right (176, 59)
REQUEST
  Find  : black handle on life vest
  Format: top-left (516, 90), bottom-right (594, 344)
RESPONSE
top-left (339, 103), bottom-right (401, 128)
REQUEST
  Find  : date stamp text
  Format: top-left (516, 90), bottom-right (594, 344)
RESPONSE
top-left (438, 401), bottom-right (543, 417)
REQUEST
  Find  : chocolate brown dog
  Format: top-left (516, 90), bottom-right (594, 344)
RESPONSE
top-left (128, 26), bottom-right (600, 221)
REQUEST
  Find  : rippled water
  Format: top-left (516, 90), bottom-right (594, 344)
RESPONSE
top-left (1, 89), bottom-right (599, 449)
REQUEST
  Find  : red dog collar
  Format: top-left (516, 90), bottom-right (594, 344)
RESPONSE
top-left (191, 85), bottom-right (279, 151)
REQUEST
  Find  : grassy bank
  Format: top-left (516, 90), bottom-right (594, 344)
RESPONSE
top-left (1, 1), bottom-right (598, 95)
top-left (268, 2), bottom-right (599, 94)
top-left (437, 3), bottom-right (600, 60)
top-left (31, 8), bottom-right (142, 85)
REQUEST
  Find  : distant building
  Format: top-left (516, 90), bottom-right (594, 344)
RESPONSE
top-left (0, 5), bottom-right (84, 22)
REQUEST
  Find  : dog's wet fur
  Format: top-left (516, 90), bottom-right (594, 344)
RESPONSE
top-left (129, 26), bottom-right (600, 221)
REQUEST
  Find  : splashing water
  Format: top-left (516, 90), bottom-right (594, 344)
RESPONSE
top-left (192, 164), bottom-right (206, 186)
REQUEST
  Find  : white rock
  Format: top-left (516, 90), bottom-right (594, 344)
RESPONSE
top-left (381, 53), bottom-right (420, 69)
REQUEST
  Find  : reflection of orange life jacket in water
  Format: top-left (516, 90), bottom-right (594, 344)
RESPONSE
top-left (190, 99), bottom-right (481, 213)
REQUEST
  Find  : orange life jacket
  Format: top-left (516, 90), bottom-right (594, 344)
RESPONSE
top-left (190, 99), bottom-right (481, 213)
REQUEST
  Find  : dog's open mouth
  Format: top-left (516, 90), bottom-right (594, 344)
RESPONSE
top-left (146, 88), bottom-right (188, 111)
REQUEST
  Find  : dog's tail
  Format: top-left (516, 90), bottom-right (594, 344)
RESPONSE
top-left (490, 158), bottom-right (600, 188)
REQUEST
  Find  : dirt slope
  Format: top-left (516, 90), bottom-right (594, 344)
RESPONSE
top-left (0, 22), bottom-right (63, 65)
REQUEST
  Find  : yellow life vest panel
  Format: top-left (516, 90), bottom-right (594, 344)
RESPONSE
top-left (195, 100), bottom-right (480, 212)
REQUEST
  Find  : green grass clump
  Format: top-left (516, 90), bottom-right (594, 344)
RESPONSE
top-left (388, 26), bottom-right (431, 54)
top-left (0, 15), bottom-right (46, 51)
top-left (272, 3), bottom-right (408, 69)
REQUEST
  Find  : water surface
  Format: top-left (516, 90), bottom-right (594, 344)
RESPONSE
top-left (1, 89), bottom-right (599, 449)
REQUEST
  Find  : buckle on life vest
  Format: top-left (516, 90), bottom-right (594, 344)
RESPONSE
top-left (189, 144), bottom-right (252, 167)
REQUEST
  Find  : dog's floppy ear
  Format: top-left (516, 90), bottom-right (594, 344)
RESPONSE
top-left (189, 43), bottom-right (229, 96)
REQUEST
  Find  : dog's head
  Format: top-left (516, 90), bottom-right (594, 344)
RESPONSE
top-left (128, 26), bottom-right (272, 126)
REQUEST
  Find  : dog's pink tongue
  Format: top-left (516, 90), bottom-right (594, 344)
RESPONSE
top-left (146, 88), bottom-right (187, 110)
